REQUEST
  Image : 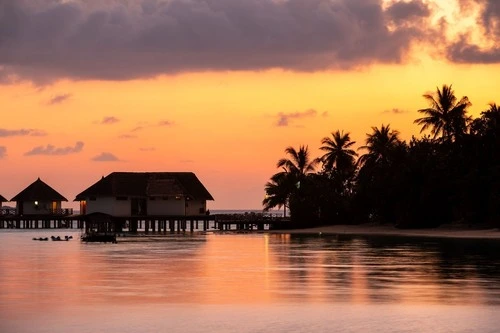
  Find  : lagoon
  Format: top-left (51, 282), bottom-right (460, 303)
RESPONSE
top-left (1, 230), bottom-right (500, 332)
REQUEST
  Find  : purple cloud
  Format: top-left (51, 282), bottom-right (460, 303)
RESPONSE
top-left (101, 116), bottom-right (119, 124)
top-left (119, 134), bottom-right (137, 139)
top-left (276, 109), bottom-right (317, 127)
top-left (0, 128), bottom-right (47, 137)
top-left (158, 120), bottom-right (174, 127)
top-left (47, 93), bottom-right (71, 105)
top-left (24, 141), bottom-right (84, 156)
top-left (92, 152), bottom-right (119, 162)
top-left (0, 0), bottom-right (434, 83)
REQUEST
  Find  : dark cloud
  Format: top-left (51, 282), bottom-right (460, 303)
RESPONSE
top-left (447, 38), bottom-right (500, 63)
top-left (446, 0), bottom-right (500, 63)
top-left (92, 152), bottom-right (119, 161)
top-left (0, 146), bottom-right (6, 159)
top-left (0, 0), bottom-right (432, 83)
top-left (24, 141), bottom-right (84, 156)
top-left (101, 116), bottom-right (119, 124)
top-left (386, 0), bottom-right (430, 24)
top-left (0, 128), bottom-right (47, 137)
top-left (276, 109), bottom-right (317, 127)
top-left (47, 93), bottom-right (71, 105)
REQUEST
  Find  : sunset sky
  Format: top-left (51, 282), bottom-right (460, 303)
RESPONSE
top-left (0, 0), bottom-right (499, 210)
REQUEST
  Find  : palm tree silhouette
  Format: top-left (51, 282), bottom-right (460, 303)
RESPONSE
top-left (414, 84), bottom-right (471, 141)
top-left (263, 145), bottom-right (318, 217)
top-left (358, 124), bottom-right (401, 167)
top-left (319, 130), bottom-right (357, 176)
top-left (277, 145), bottom-right (319, 182)
top-left (263, 172), bottom-right (294, 217)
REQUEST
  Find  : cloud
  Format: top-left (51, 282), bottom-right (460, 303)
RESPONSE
top-left (101, 116), bottom-right (119, 124)
top-left (276, 109), bottom-right (317, 127)
top-left (0, 128), bottom-right (47, 137)
top-left (139, 147), bottom-right (155, 151)
top-left (386, 0), bottom-right (430, 24)
top-left (24, 141), bottom-right (84, 156)
top-left (92, 152), bottom-right (119, 161)
top-left (0, 146), bottom-right (6, 159)
top-left (47, 93), bottom-right (71, 105)
top-left (158, 120), bottom-right (174, 127)
top-left (119, 134), bottom-right (137, 139)
top-left (0, 0), bottom-right (434, 83)
top-left (131, 126), bottom-right (144, 132)
top-left (383, 108), bottom-right (407, 114)
top-left (445, 0), bottom-right (500, 63)
top-left (447, 36), bottom-right (500, 64)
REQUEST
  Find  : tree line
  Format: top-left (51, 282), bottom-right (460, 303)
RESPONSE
top-left (263, 85), bottom-right (500, 228)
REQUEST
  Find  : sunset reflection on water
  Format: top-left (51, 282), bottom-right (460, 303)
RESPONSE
top-left (1, 230), bottom-right (500, 332)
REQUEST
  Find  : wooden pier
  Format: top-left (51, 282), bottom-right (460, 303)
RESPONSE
top-left (0, 212), bottom-right (290, 233)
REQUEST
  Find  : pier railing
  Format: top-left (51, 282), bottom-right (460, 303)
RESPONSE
top-left (0, 208), bottom-right (73, 216)
top-left (49, 208), bottom-right (74, 216)
top-left (0, 208), bottom-right (16, 215)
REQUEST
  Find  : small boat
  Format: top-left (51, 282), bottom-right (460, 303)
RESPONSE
top-left (32, 237), bottom-right (49, 241)
top-left (81, 233), bottom-right (117, 243)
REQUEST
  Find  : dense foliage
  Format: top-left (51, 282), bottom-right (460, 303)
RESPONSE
top-left (263, 85), bottom-right (500, 228)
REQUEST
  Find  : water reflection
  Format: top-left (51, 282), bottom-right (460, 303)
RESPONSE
top-left (270, 234), bottom-right (500, 305)
top-left (1, 230), bottom-right (500, 314)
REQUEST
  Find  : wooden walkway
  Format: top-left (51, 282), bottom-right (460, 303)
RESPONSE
top-left (0, 213), bottom-right (290, 232)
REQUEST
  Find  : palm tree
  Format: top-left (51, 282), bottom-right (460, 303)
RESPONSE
top-left (414, 84), bottom-right (471, 141)
top-left (277, 145), bottom-right (319, 181)
top-left (263, 145), bottom-right (319, 216)
top-left (319, 130), bottom-right (357, 176)
top-left (262, 172), bottom-right (295, 217)
top-left (357, 124), bottom-right (402, 167)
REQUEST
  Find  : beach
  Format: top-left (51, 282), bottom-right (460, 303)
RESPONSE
top-left (270, 223), bottom-right (500, 239)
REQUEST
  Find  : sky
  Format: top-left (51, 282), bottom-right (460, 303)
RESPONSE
top-left (0, 0), bottom-right (499, 210)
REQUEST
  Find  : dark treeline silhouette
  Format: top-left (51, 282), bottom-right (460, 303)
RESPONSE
top-left (263, 85), bottom-right (500, 229)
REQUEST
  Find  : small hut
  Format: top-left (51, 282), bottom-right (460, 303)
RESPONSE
top-left (11, 178), bottom-right (69, 215)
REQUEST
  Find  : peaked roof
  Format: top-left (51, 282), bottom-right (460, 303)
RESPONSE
top-left (11, 178), bottom-right (68, 202)
top-left (75, 172), bottom-right (214, 201)
top-left (0, 194), bottom-right (7, 202)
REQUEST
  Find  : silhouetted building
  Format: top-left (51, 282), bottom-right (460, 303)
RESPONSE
top-left (75, 172), bottom-right (214, 216)
top-left (11, 178), bottom-right (68, 215)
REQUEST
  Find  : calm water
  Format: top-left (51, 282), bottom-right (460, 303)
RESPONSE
top-left (1, 230), bottom-right (500, 332)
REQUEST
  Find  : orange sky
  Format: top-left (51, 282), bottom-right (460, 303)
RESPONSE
top-left (0, 0), bottom-right (498, 209)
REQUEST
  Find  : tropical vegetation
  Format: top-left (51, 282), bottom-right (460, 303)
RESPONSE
top-left (263, 84), bottom-right (500, 228)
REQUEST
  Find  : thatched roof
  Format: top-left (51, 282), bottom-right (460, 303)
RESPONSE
top-left (11, 178), bottom-right (68, 202)
top-left (75, 172), bottom-right (214, 201)
top-left (0, 194), bottom-right (7, 202)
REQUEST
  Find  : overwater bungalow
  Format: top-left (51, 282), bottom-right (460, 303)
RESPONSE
top-left (75, 172), bottom-right (214, 216)
top-left (74, 172), bottom-right (214, 234)
top-left (11, 178), bottom-right (72, 216)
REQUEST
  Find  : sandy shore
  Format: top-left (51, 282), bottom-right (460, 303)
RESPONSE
top-left (269, 223), bottom-right (500, 239)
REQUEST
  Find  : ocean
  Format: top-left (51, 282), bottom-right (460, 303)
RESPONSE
top-left (1, 230), bottom-right (500, 332)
